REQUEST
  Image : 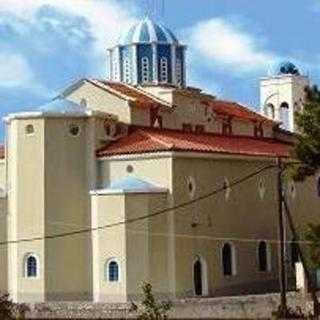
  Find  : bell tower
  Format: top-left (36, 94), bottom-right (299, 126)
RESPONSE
top-left (260, 62), bottom-right (309, 132)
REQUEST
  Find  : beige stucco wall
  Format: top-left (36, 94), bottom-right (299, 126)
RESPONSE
top-left (91, 191), bottom-right (170, 302)
top-left (67, 82), bottom-right (131, 123)
top-left (171, 157), bottom-right (280, 297)
top-left (98, 156), bottom-right (172, 190)
top-left (91, 194), bottom-right (127, 303)
top-left (0, 197), bottom-right (7, 294)
top-left (7, 119), bottom-right (45, 302)
top-left (98, 153), bottom-right (320, 300)
top-left (43, 118), bottom-right (91, 301)
top-left (0, 160), bottom-right (6, 188)
top-left (125, 193), bottom-right (170, 298)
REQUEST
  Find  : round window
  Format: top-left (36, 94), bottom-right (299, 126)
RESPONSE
top-left (25, 124), bottom-right (34, 135)
top-left (69, 124), bottom-right (80, 137)
top-left (126, 165), bottom-right (134, 173)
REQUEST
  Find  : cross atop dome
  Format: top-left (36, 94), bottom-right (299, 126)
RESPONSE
top-left (107, 16), bottom-right (186, 87)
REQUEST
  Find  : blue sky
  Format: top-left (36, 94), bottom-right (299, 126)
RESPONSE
top-left (0, 0), bottom-right (319, 138)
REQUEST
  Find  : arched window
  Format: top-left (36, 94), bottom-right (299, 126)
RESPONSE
top-left (193, 256), bottom-right (208, 296)
top-left (258, 241), bottom-right (270, 272)
top-left (266, 103), bottom-right (275, 119)
top-left (279, 102), bottom-right (290, 130)
top-left (123, 57), bottom-right (131, 83)
top-left (106, 260), bottom-right (119, 282)
top-left (176, 58), bottom-right (182, 85)
top-left (222, 243), bottom-right (236, 276)
top-left (25, 254), bottom-right (38, 278)
top-left (193, 259), bottom-right (202, 296)
top-left (160, 57), bottom-right (168, 83)
top-left (141, 57), bottom-right (150, 83)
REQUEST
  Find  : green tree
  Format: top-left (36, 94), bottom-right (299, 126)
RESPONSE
top-left (291, 85), bottom-right (320, 181)
top-left (304, 224), bottom-right (320, 269)
top-left (0, 293), bottom-right (28, 319)
top-left (131, 282), bottom-right (172, 320)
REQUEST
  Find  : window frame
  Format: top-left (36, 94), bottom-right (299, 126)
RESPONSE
top-left (25, 124), bottom-right (35, 136)
top-left (279, 102), bottom-right (290, 129)
top-left (24, 253), bottom-right (39, 279)
top-left (123, 57), bottom-right (131, 83)
top-left (221, 242), bottom-right (237, 276)
top-left (257, 240), bottom-right (272, 272)
top-left (105, 258), bottom-right (120, 283)
top-left (265, 103), bottom-right (275, 119)
top-left (192, 255), bottom-right (209, 296)
top-left (160, 57), bottom-right (168, 83)
top-left (141, 56), bottom-right (150, 83)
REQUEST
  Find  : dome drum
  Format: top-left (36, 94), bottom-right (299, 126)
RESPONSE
top-left (107, 17), bottom-right (186, 87)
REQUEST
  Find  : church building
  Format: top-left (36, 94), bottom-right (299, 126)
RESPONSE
top-left (0, 17), bottom-right (319, 303)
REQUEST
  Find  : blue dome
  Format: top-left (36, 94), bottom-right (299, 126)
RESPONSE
top-left (119, 17), bottom-right (179, 45)
top-left (277, 61), bottom-right (300, 75)
top-left (101, 176), bottom-right (167, 194)
top-left (37, 98), bottom-right (86, 115)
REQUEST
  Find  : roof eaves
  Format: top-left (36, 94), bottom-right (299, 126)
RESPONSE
top-left (87, 79), bottom-right (135, 102)
top-left (58, 78), bottom-right (88, 99)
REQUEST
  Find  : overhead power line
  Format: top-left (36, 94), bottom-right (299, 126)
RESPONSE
top-left (1, 164), bottom-right (276, 246)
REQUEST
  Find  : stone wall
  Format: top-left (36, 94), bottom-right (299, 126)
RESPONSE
top-left (25, 292), bottom-right (313, 319)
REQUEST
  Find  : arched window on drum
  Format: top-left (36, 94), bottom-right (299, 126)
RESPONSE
top-left (141, 57), bottom-right (150, 83)
top-left (160, 57), bottom-right (168, 83)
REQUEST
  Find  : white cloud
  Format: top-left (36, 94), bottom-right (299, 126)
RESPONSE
top-left (0, 53), bottom-right (34, 88)
top-left (0, 0), bottom-right (137, 53)
top-left (186, 18), bottom-right (278, 74)
top-left (0, 53), bottom-right (51, 96)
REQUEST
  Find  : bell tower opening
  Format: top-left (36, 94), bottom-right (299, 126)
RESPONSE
top-left (260, 61), bottom-right (309, 132)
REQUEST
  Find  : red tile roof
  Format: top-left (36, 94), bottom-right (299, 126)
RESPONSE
top-left (203, 99), bottom-right (271, 123)
top-left (0, 145), bottom-right (4, 159)
top-left (88, 80), bottom-right (170, 109)
top-left (96, 127), bottom-right (291, 158)
top-left (87, 80), bottom-right (272, 124)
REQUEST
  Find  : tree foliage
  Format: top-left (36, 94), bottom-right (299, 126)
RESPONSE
top-left (131, 282), bottom-right (172, 320)
top-left (304, 224), bottom-right (320, 269)
top-left (292, 85), bottom-right (320, 181)
top-left (0, 293), bottom-right (28, 319)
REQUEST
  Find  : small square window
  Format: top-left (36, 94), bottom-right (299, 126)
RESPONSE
top-left (25, 124), bottom-right (35, 135)
top-left (69, 124), bottom-right (80, 137)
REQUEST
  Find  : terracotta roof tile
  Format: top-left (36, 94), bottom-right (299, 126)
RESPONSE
top-left (0, 145), bottom-right (5, 159)
top-left (96, 127), bottom-right (291, 158)
top-left (203, 99), bottom-right (271, 123)
top-left (90, 80), bottom-right (170, 109)
top-left (88, 80), bottom-right (271, 124)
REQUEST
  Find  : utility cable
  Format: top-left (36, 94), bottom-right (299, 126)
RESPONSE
top-left (2, 164), bottom-right (276, 246)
